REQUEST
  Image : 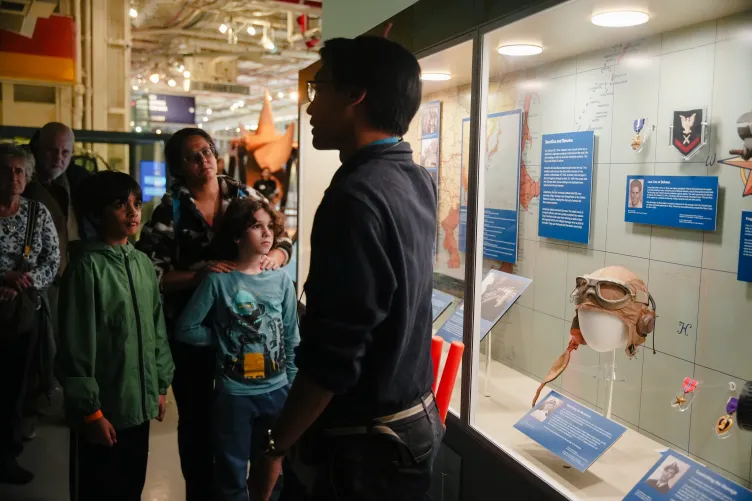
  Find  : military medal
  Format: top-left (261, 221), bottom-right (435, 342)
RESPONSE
top-left (671, 377), bottom-right (698, 411)
top-left (670, 108), bottom-right (708, 160)
top-left (715, 397), bottom-right (738, 438)
top-left (631, 118), bottom-right (646, 152)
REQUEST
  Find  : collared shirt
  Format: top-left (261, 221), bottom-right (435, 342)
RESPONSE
top-left (295, 141), bottom-right (437, 424)
top-left (137, 175), bottom-right (292, 324)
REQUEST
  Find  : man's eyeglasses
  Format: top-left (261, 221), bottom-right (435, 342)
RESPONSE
top-left (184, 146), bottom-right (215, 165)
top-left (306, 80), bottom-right (331, 102)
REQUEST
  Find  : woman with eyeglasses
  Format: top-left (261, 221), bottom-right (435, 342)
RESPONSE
top-left (137, 127), bottom-right (292, 501)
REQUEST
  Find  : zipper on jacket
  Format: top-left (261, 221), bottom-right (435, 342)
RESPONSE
top-left (124, 249), bottom-right (149, 421)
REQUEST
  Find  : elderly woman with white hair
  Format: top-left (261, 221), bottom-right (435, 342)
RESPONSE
top-left (0, 142), bottom-right (59, 485)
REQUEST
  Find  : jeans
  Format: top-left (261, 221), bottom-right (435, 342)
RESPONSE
top-left (214, 386), bottom-right (289, 501)
top-left (69, 422), bottom-right (150, 501)
top-left (281, 397), bottom-right (445, 501)
top-left (171, 341), bottom-right (215, 501)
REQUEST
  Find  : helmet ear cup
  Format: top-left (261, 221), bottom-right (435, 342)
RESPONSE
top-left (637, 309), bottom-right (656, 336)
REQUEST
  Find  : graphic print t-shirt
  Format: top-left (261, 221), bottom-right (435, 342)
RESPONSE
top-left (175, 270), bottom-right (300, 396)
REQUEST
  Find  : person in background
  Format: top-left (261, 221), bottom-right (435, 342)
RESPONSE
top-left (137, 128), bottom-right (292, 501)
top-left (218, 157), bottom-right (227, 175)
top-left (175, 197), bottom-right (299, 501)
top-left (250, 36), bottom-right (442, 501)
top-left (56, 171), bottom-right (173, 501)
top-left (253, 168), bottom-right (279, 202)
top-left (0, 144), bottom-right (60, 485)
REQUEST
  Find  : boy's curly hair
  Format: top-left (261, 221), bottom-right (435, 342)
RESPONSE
top-left (216, 197), bottom-right (285, 258)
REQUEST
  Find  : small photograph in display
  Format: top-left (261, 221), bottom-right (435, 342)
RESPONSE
top-left (421, 138), bottom-right (440, 170)
top-left (530, 396), bottom-right (563, 422)
top-left (628, 178), bottom-right (645, 208)
top-left (479, 272), bottom-right (526, 323)
top-left (421, 102), bottom-right (440, 137)
top-left (645, 456), bottom-right (690, 494)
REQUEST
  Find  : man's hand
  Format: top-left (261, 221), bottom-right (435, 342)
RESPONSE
top-left (0, 286), bottom-right (18, 302)
top-left (157, 394), bottom-right (167, 422)
top-left (85, 416), bottom-right (117, 447)
top-left (2, 271), bottom-right (33, 292)
top-left (248, 455), bottom-right (283, 501)
top-left (261, 249), bottom-right (286, 271)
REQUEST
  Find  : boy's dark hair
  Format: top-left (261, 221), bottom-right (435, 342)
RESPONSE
top-left (78, 170), bottom-right (142, 226)
top-left (216, 197), bottom-right (285, 258)
top-left (320, 36), bottom-right (422, 137)
top-left (164, 127), bottom-right (217, 183)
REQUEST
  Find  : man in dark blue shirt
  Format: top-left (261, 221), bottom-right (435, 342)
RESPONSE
top-left (251, 36), bottom-right (442, 501)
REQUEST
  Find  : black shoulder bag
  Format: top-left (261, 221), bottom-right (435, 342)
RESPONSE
top-left (0, 200), bottom-right (40, 339)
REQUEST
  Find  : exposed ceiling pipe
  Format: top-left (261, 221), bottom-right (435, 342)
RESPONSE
top-left (135, 36), bottom-right (319, 60)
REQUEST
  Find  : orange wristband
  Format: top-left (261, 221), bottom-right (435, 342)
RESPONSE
top-left (84, 410), bottom-right (103, 423)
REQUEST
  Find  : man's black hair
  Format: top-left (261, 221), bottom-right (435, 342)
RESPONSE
top-left (164, 127), bottom-right (217, 183)
top-left (320, 36), bottom-right (422, 137)
top-left (78, 170), bottom-right (142, 225)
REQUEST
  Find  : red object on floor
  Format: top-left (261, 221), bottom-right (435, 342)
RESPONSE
top-left (435, 341), bottom-right (464, 424)
top-left (431, 336), bottom-right (444, 393)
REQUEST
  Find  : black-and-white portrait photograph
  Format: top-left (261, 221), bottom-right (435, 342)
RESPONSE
top-left (645, 456), bottom-right (690, 494)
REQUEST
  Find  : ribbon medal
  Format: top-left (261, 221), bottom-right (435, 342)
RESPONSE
top-left (671, 377), bottom-right (699, 411)
top-left (716, 397), bottom-right (738, 438)
top-left (631, 118), bottom-right (647, 152)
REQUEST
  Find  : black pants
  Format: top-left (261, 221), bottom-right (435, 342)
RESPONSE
top-left (0, 327), bottom-right (37, 462)
top-left (281, 399), bottom-right (445, 501)
top-left (171, 341), bottom-right (215, 501)
top-left (69, 421), bottom-right (150, 501)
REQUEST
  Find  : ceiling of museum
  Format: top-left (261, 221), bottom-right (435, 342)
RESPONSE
top-left (130, 0), bottom-right (322, 132)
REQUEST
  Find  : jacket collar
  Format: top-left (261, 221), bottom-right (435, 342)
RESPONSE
top-left (331, 141), bottom-right (414, 186)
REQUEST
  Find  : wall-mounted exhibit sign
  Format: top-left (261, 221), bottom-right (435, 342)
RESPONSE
top-left (148, 94), bottom-right (196, 124)
top-left (139, 161), bottom-right (167, 202)
top-left (624, 175), bottom-right (719, 231)
top-left (435, 270), bottom-right (531, 344)
top-left (670, 108), bottom-right (709, 160)
top-left (459, 111), bottom-right (523, 263)
top-left (537, 131), bottom-right (594, 244)
top-left (738, 211), bottom-right (752, 283)
top-left (420, 100), bottom-right (441, 186)
top-left (514, 390), bottom-right (626, 473)
top-left (624, 449), bottom-right (752, 500)
top-left (431, 289), bottom-right (455, 322)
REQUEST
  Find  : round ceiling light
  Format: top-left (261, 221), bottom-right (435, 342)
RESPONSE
top-left (420, 72), bottom-right (451, 81)
top-left (591, 11), bottom-right (649, 27)
top-left (497, 44), bottom-right (543, 56)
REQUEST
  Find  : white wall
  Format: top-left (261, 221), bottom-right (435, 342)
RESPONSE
top-left (322, 0), bottom-right (418, 40)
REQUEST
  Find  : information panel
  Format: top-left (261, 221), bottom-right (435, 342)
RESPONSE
top-left (431, 290), bottom-right (455, 322)
top-left (139, 161), bottom-right (167, 202)
top-left (435, 271), bottom-right (531, 344)
top-left (623, 449), bottom-right (752, 501)
top-left (738, 211), bottom-right (752, 283)
top-left (624, 175), bottom-right (719, 231)
top-left (459, 111), bottom-right (522, 263)
top-left (537, 131), bottom-right (594, 244)
top-left (514, 391), bottom-right (626, 473)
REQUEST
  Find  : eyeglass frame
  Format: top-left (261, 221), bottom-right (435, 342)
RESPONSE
top-left (570, 275), bottom-right (652, 310)
top-left (306, 80), bottom-right (334, 102)
top-left (183, 145), bottom-right (216, 165)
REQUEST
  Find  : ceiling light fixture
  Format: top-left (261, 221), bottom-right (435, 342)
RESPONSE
top-left (130, 121), bottom-right (135, 127)
top-left (591, 10), bottom-right (649, 27)
top-left (149, 73), bottom-right (159, 83)
top-left (247, 26), bottom-right (256, 36)
top-left (203, 117), bottom-right (208, 122)
top-left (420, 72), bottom-right (452, 81)
top-left (277, 91), bottom-right (285, 99)
top-left (183, 70), bottom-right (191, 78)
top-left (129, 8), bottom-right (138, 18)
top-left (135, 126), bottom-right (142, 133)
top-left (198, 123), bottom-right (203, 129)
top-left (237, 100), bottom-right (245, 107)
top-left (183, 79), bottom-right (191, 92)
top-left (132, 85), bottom-right (138, 91)
top-left (206, 108), bottom-right (213, 115)
top-left (156, 129), bottom-right (162, 135)
top-left (289, 91), bottom-right (298, 102)
top-left (177, 64), bottom-right (185, 73)
top-left (219, 23), bottom-right (228, 34)
top-left (167, 79), bottom-right (176, 87)
top-left (236, 127), bottom-right (241, 133)
top-left (497, 44), bottom-right (543, 56)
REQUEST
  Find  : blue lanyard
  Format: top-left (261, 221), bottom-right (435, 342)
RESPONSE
top-left (368, 137), bottom-right (400, 147)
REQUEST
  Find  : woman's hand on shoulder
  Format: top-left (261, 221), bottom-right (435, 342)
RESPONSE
top-left (194, 260), bottom-right (236, 284)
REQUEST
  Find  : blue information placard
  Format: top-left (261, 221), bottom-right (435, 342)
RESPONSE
top-left (624, 449), bottom-right (752, 501)
top-left (139, 161), bottom-right (167, 202)
top-left (624, 175), bottom-right (719, 231)
top-left (431, 290), bottom-right (455, 322)
top-left (738, 211), bottom-right (752, 283)
top-left (537, 131), bottom-right (595, 244)
top-left (514, 391), bottom-right (626, 472)
top-left (434, 271), bottom-right (531, 344)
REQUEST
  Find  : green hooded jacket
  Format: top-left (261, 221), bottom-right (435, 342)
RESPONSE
top-left (56, 240), bottom-right (174, 430)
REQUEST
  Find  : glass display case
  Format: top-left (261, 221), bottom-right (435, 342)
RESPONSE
top-left (404, 0), bottom-right (752, 497)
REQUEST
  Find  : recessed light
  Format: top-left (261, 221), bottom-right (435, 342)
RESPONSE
top-left (497, 44), bottom-right (543, 56)
top-left (591, 11), bottom-right (649, 27)
top-left (420, 72), bottom-right (451, 81)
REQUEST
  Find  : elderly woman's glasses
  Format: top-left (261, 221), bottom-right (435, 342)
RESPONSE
top-left (184, 147), bottom-right (214, 165)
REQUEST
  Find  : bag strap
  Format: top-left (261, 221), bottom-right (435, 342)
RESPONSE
top-left (20, 200), bottom-right (39, 271)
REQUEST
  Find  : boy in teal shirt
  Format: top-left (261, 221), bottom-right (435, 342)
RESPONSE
top-left (57, 171), bottom-right (174, 501)
top-left (175, 197), bottom-right (299, 501)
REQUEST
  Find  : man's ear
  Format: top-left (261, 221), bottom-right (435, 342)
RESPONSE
top-left (349, 88), bottom-right (367, 107)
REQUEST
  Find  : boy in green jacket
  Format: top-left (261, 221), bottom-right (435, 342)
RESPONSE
top-left (57, 171), bottom-right (174, 501)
